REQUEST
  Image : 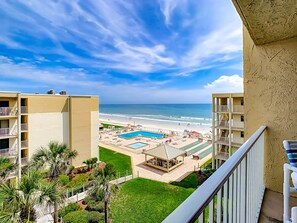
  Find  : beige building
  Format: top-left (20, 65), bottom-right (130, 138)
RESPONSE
top-left (212, 93), bottom-right (244, 168)
top-left (0, 91), bottom-right (99, 180)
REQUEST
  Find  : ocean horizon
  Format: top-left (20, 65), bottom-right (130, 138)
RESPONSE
top-left (100, 104), bottom-right (212, 125)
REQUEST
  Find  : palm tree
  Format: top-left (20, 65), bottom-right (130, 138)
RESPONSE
top-left (90, 164), bottom-right (117, 223)
top-left (31, 141), bottom-right (78, 180)
top-left (0, 157), bottom-right (17, 184)
top-left (31, 141), bottom-right (77, 223)
top-left (0, 170), bottom-right (63, 223)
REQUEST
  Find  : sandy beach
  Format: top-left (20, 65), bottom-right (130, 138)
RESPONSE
top-left (99, 113), bottom-right (212, 134)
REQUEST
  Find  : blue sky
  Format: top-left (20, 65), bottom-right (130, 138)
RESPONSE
top-left (0, 0), bottom-right (243, 104)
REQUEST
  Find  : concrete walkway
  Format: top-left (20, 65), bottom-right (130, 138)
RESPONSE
top-left (100, 142), bottom-right (212, 183)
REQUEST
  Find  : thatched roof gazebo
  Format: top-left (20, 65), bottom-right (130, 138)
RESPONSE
top-left (143, 143), bottom-right (187, 172)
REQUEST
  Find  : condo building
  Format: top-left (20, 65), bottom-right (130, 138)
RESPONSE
top-left (0, 91), bottom-right (99, 181)
top-left (212, 93), bottom-right (244, 169)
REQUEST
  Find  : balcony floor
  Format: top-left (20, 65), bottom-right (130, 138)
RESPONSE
top-left (259, 189), bottom-right (297, 222)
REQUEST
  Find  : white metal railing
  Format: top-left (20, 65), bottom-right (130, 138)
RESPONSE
top-left (21, 123), bottom-right (28, 131)
top-left (215, 136), bottom-right (229, 143)
top-left (21, 106), bottom-right (28, 113)
top-left (232, 105), bottom-right (244, 113)
top-left (232, 138), bottom-right (244, 145)
top-left (215, 121), bottom-right (229, 128)
top-left (0, 148), bottom-right (17, 157)
top-left (21, 157), bottom-right (28, 166)
top-left (163, 126), bottom-right (266, 223)
top-left (0, 127), bottom-right (17, 136)
top-left (216, 105), bottom-right (229, 112)
top-left (0, 107), bottom-right (17, 116)
top-left (8, 171), bottom-right (17, 178)
top-left (231, 121), bottom-right (244, 129)
top-left (21, 140), bottom-right (28, 148)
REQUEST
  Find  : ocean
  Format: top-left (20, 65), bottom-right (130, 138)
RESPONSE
top-left (99, 104), bottom-right (212, 125)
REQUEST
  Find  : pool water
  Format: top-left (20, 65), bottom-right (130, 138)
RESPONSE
top-left (129, 142), bottom-right (148, 149)
top-left (119, 131), bottom-right (163, 139)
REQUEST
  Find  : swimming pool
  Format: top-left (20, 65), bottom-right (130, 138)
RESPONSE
top-left (119, 131), bottom-right (163, 139)
top-left (128, 142), bottom-right (148, 149)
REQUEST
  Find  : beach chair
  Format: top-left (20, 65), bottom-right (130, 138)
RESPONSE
top-left (283, 140), bottom-right (297, 222)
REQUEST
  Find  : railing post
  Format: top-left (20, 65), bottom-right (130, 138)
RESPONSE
top-left (284, 164), bottom-right (290, 222)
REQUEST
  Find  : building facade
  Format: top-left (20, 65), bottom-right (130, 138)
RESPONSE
top-left (212, 93), bottom-right (244, 168)
top-left (0, 91), bottom-right (99, 181)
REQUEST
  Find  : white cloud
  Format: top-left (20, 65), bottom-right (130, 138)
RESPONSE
top-left (159, 0), bottom-right (179, 25)
top-left (204, 75), bottom-right (243, 93)
top-left (181, 26), bottom-right (242, 68)
top-left (97, 75), bottom-right (243, 104)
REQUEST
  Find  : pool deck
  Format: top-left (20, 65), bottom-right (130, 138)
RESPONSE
top-left (99, 129), bottom-right (212, 183)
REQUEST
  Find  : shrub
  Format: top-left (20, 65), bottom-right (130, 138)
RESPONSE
top-left (58, 202), bottom-right (81, 218)
top-left (66, 165), bottom-right (75, 175)
top-left (59, 174), bottom-right (70, 186)
top-left (67, 173), bottom-right (88, 188)
top-left (91, 157), bottom-right (98, 163)
top-left (83, 196), bottom-right (91, 205)
top-left (86, 200), bottom-right (104, 212)
top-left (88, 211), bottom-right (104, 223)
top-left (40, 169), bottom-right (49, 178)
top-left (72, 168), bottom-right (79, 174)
top-left (63, 210), bottom-right (103, 223)
top-left (63, 210), bottom-right (89, 223)
top-left (202, 169), bottom-right (216, 178)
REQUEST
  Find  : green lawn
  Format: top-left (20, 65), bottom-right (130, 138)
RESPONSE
top-left (110, 178), bottom-right (194, 223)
top-left (102, 123), bottom-right (123, 129)
top-left (201, 158), bottom-right (212, 169)
top-left (170, 172), bottom-right (198, 189)
top-left (99, 147), bottom-right (132, 173)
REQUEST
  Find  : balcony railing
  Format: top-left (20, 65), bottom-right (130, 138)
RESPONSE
top-left (0, 107), bottom-right (17, 116)
top-left (0, 148), bottom-right (17, 157)
top-left (21, 123), bottom-right (28, 131)
top-left (21, 140), bottom-right (28, 148)
top-left (163, 126), bottom-right (266, 223)
top-left (231, 121), bottom-right (244, 129)
top-left (232, 138), bottom-right (244, 145)
top-left (21, 157), bottom-right (28, 166)
top-left (21, 106), bottom-right (28, 114)
top-left (215, 105), bottom-right (229, 112)
top-left (0, 127), bottom-right (18, 137)
top-left (8, 171), bottom-right (17, 178)
top-left (215, 136), bottom-right (229, 143)
top-left (232, 105), bottom-right (244, 113)
top-left (215, 121), bottom-right (229, 128)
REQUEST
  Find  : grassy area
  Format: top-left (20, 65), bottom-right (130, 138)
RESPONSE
top-left (170, 173), bottom-right (198, 189)
top-left (110, 178), bottom-right (194, 223)
top-left (201, 158), bottom-right (212, 169)
top-left (102, 123), bottom-right (123, 129)
top-left (99, 147), bottom-right (132, 173)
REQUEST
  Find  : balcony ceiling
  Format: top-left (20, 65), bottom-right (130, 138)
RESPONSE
top-left (232, 0), bottom-right (297, 45)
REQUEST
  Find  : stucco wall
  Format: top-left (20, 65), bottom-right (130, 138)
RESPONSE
top-left (243, 27), bottom-right (297, 192)
top-left (28, 112), bottom-right (69, 158)
top-left (70, 97), bottom-right (92, 167)
top-left (91, 111), bottom-right (99, 159)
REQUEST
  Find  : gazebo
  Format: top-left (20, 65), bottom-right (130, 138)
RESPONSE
top-left (143, 143), bottom-right (187, 172)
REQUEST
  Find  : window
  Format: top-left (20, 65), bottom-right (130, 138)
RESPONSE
top-left (240, 98), bottom-right (244, 106)
top-left (241, 115), bottom-right (244, 122)
top-left (0, 139), bottom-right (9, 150)
top-left (0, 101), bottom-right (9, 107)
top-left (240, 132), bottom-right (244, 138)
